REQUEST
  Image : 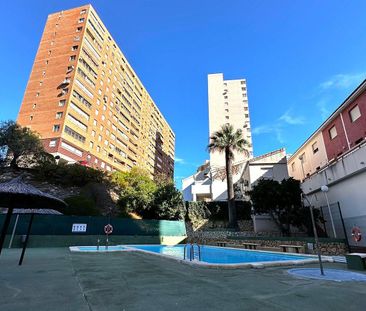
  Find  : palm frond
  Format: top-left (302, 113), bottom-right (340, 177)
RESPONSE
top-left (207, 124), bottom-right (250, 159)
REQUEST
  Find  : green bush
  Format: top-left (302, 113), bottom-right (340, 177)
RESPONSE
top-left (35, 162), bottom-right (106, 186)
top-left (185, 200), bottom-right (251, 222)
top-left (63, 195), bottom-right (101, 216)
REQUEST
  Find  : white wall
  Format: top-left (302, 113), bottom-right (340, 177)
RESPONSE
top-left (302, 142), bottom-right (366, 247)
top-left (182, 175), bottom-right (194, 201)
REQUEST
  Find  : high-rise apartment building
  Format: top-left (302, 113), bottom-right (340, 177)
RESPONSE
top-left (17, 4), bottom-right (175, 178)
top-left (182, 73), bottom-right (253, 201)
top-left (208, 73), bottom-right (253, 168)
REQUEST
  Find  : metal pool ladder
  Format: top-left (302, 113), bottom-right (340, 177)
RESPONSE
top-left (183, 243), bottom-right (201, 261)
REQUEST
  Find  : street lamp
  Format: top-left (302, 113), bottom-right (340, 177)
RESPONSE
top-left (321, 185), bottom-right (337, 238)
top-left (302, 193), bottom-right (324, 275)
top-left (54, 155), bottom-right (60, 165)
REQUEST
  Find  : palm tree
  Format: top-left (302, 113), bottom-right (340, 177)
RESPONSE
top-left (207, 124), bottom-right (250, 228)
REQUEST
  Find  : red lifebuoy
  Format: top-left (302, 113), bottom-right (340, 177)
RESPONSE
top-left (351, 226), bottom-right (362, 242)
top-left (104, 224), bottom-right (113, 235)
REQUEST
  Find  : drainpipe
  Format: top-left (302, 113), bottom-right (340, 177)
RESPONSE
top-left (339, 113), bottom-right (351, 150)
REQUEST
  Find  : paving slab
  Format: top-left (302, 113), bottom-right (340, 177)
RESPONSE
top-left (1, 248), bottom-right (366, 311)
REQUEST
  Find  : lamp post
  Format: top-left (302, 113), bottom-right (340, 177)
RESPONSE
top-left (321, 185), bottom-right (337, 238)
top-left (302, 193), bottom-right (324, 276)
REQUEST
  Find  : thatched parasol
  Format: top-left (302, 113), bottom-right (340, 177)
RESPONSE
top-left (0, 176), bottom-right (67, 265)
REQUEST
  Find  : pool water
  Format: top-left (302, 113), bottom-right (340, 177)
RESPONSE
top-left (128, 244), bottom-right (310, 265)
top-left (70, 245), bottom-right (128, 252)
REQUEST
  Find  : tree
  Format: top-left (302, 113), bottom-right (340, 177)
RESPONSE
top-left (150, 183), bottom-right (185, 220)
top-left (112, 167), bottom-right (157, 217)
top-left (249, 178), bottom-right (306, 236)
top-left (63, 195), bottom-right (101, 216)
top-left (207, 124), bottom-right (250, 228)
top-left (0, 121), bottom-right (45, 168)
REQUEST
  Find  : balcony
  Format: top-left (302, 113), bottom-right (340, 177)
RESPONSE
top-left (192, 183), bottom-right (211, 195)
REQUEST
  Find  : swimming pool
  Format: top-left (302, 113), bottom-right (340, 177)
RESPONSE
top-left (69, 244), bottom-right (326, 268)
top-left (69, 245), bottom-right (129, 252)
top-left (128, 244), bottom-right (316, 265)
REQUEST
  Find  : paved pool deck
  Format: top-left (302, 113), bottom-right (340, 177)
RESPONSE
top-left (1, 248), bottom-right (366, 311)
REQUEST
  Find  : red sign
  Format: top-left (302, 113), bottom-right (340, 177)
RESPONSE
top-left (104, 224), bottom-right (113, 235)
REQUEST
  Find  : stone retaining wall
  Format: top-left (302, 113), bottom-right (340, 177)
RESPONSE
top-left (185, 222), bottom-right (347, 255)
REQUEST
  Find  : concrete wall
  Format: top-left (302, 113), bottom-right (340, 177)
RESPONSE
top-left (302, 142), bottom-right (366, 247)
top-left (182, 175), bottom-right (194, 201)
top-left (252, 215), bottom-right (279, 233)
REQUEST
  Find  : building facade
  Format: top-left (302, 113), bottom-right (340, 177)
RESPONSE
top-left (182, 73), bottom-right (252, 201)
top-left (238, 148), bottom-right (288, 195)
top-left (288, 80), bottom-right (366, 248)
top-left (208, 73), bottom-right (253, 167)
top-left (17, 5), bottom-right (175, 178)
top-left (288, 80), bottom-right (366, 181)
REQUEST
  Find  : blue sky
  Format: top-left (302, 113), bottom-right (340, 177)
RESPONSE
top-left (1, 1), bottom-right (366, 188)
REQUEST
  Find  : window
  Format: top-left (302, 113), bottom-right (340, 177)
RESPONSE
top-left (67, 65), bottom-right (74, 73)
top-left (55, 112), bottom-right (63, 119)
top-left (299, 153), bottom-right (306, 164)
top-left (245, 114), bottom-right (249, 118)
top-left (39, 81), bottom-right (43, 86)
top-left (61, 141), bottom-right (83, 157)
top-left (80, 9), bottom-right (87, 14)
top-left (36, 92), bottom-right (40, 97)
top-left (53, 125), bottom-right (60, 132)
top-left (329, 126), bottom-right (337, 139)
top-left (29, 115), bottom-right (33, 121)
top-left (91, 130), bottom-right (96, 137)
top-left (32, 103), bottom-right (37, 109)
top-left (49, 140), bottom-right (57, 147)
top-left (78, 18), bottom-right (85, 23)
top-left (76, 26), bottom-right (83, 32)
top-left (71, 45), bottom-right (78, 51)
top-left (67, 114), bottom-right (88, 131)
top-left (64, 126), bottom-right (86, 143)
top-left (69, 55), bottom-right (76, 61)
top-left (59, 100), bottom-right (66, 107)
top-left (89, 141), bottom-right (94, 148)
top-left (349, 105), bottom-right (361, 122)
top-left (225, 116), bottom-right (229, 119)
top-left (312, 141), bottom-right (319, 154)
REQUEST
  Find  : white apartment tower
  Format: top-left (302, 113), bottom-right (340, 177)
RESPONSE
top-left (208, 73), bottom-right (253, 168)
top-left (182, 73), bottom-right (253, 202)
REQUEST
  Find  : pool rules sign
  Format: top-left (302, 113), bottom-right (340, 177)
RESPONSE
top-left (72, 223), bottom-right (87, 233)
